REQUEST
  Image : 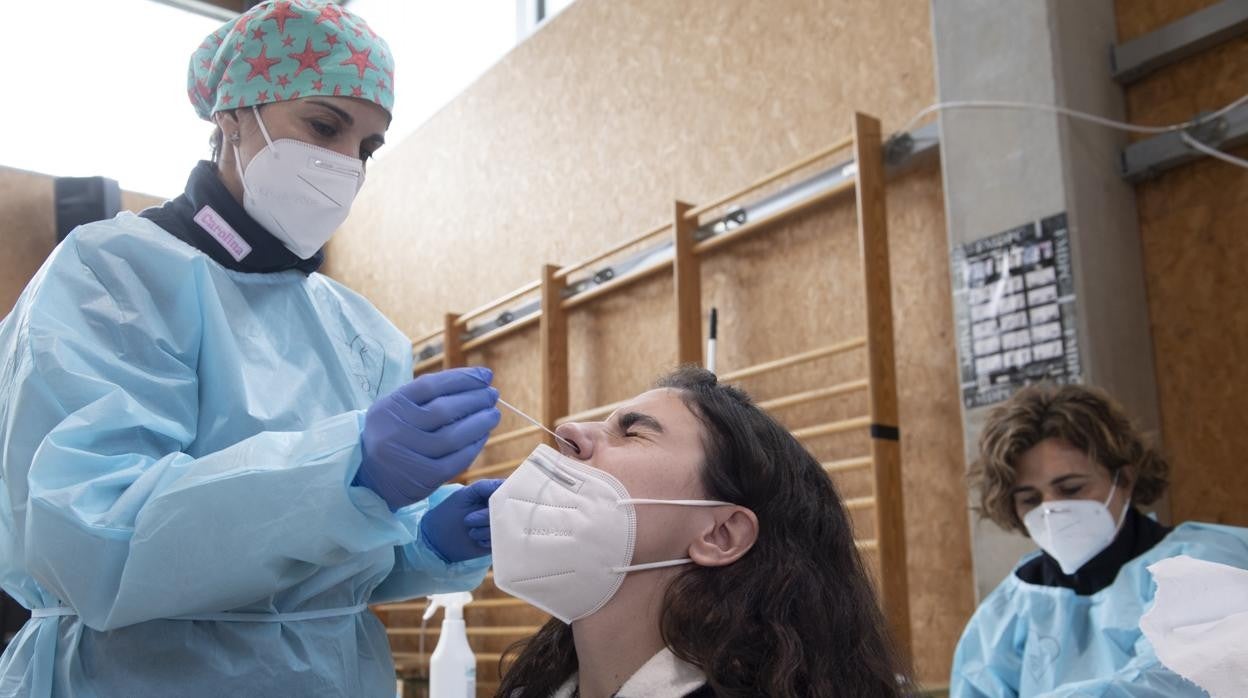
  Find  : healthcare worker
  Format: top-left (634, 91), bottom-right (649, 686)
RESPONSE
top-left (0, 2), bottom-right (503, 695)
top-left (952, 383), bottom-right (1248, 697)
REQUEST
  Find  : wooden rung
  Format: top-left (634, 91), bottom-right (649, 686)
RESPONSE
top-left (393, 652), bottom-right (505, 668)
top-left (456, 280), bottom-right (542, 327)
top-left (693, 176), bottom-right (857, 257)
top-left (718, 337), bottom-right (866, 382)
top-left (556, 398), bottom-right (629, 425)
top-left (460, 312), bottom-right (542, 352)
top-left (560, 257), bottom-right (672, 311)
top-left (387, 626), bottom-right (540, 637)
top-left (791, 416), bottom-right (871, 441)
top-left (488, 424), bottom-right (542, 447)
top-left (465, 597), bottom-right (531, 609)
top-left (375, 597), bottom-right (532, 613)
top-left (683, 134), bottom-right (855, 221)
top-left (856, 539), bottom-right (879, 552)
top-left (756, 378), bottom-right (869, 412)
top-left (822, 456), bottom-right (873, 474)
top-left (844, 496), bottom-right (876, 511)
top-left (412, 354), bottom-right (444, 376)
top-left (410, 327), bottom-right (444, 348)
top-left (467, 457), bottom-right (526, 479)
top-left (554, 222), bottom-right (673, 280)
top-left (372, 603), bottom-right (425, 613)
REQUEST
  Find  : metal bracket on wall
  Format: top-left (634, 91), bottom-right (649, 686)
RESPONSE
top-left (1120, 102), bottom-right (1248, 182)
top-left (414, 122), bottom-right (940, 360)
top-left (1111, 0), bottom-right (1248, 84)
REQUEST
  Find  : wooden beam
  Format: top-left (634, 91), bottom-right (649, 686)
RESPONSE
top-left (540, 264), bottom-right (570, 447)
top-left (673, 200), bottom-right (702, 366)
top-left (442, 312), bottom-right (464, 369)
top-left (854, 111), bottom-right (910, 657)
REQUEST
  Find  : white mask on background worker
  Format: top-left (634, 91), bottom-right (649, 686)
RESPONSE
top-left (1023, 471), bottom-right (1129, 574)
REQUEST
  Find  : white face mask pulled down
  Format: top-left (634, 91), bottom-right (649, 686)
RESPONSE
top-left (1023, 472), bottom-right (1129, 575)
top-left (489, 444), bottom-right (732, 624)
top-left (232, 106), bottom-right (365, 259)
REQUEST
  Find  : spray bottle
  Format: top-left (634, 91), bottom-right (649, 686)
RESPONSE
top-left (423, 592), bottom-right (475, 698)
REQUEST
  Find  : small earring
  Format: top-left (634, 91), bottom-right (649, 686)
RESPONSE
top-left (228, 132), bottom-right (240, 144)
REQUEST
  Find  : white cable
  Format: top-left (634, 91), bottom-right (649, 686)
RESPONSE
top-left (900, 94), bottom-right (1248, 136)
top-left (1180, 131), bottom-right (1248, 169)
top-left (898, 94), bottom-right (1248, 171)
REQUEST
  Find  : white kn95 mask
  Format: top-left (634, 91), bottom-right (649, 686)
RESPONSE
top-left (232, 106), bottom-right (364, 259)
top-left (488, 443), bottom-right (733, 624)
top-left (1023, 472), bottom-right (1129, 575)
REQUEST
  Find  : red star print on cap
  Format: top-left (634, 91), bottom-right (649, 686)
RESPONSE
top-left (264, 1), bottom-right (301, 34)
top-left (288, 38), bottom-right (330, 77)
top-left (243, 45), bottom-right (281, 82)
top-left (188, 0), bottom-right (395, 120)
top-left (339, 42), bottom-right (377, 80)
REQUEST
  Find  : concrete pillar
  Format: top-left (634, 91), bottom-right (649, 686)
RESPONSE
top-left (930, 0), bottom-right (1163, 601)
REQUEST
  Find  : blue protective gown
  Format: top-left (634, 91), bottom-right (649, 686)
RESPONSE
top-left (952, 522), bottom-right (1248, 697)
top-left (0, 213), bottom-right (490, 697)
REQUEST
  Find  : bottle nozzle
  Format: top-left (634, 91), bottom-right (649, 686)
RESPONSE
top-left (423, 591), bottom-right (473, 621)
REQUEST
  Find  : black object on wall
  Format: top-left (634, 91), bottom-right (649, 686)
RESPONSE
top-left (53, 176), bottom-right (122, 242)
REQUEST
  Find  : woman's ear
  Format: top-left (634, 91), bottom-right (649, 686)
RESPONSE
top-left (688, 506), bottom-right (758, 567)
top-left (214, 109), bottom-right (240, 138)
top-left (1118, 464), bottom-right (1136, 498)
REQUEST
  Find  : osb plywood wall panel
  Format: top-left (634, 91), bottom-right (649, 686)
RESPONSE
top-left (1114, 0), bottom-right (1223, 41)
top-left (1, 167), bottom-right (164, 315)
top-left (330, 0), bottom-right (936, 338)
top-left (330, 0), bottom-right (972, 683)
top-left (1115, 0), bottom-right (1248, 526)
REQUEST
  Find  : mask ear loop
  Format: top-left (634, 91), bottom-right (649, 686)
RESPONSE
top-left (1105, 470), bottom-right (1130, 533)
top-left (251, 105), bottom-right (277, 154)
top-left (231, 140), bottom-right (250, 199)
top-left (611, 559), bottom-right (694, 574)
top-left (608, 499), bottom-right (739, 573)
top-left (231, 106), bottom-right (278, 200)
top-left (620, 498), bottom-right (734, 507)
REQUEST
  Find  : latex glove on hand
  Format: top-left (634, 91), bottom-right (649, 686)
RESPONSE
top-left (355, 367), bottom-right (501, 510)
top-left (420, 479), bottom-right (503, 563)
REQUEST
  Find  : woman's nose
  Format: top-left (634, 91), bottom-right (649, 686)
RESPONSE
top-left (555, 422), bottom-right (593, 459)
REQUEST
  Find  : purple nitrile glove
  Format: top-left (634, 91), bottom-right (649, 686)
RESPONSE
top-left (420, 479), bottom-right (504, 563)
top-left (355, 367), bottom-right (500, 510)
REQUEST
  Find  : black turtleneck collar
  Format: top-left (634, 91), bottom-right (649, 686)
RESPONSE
top-left (1015, 506), bottom-right (1172, 595)
top-left (140, 160), bottom-right (324, 275)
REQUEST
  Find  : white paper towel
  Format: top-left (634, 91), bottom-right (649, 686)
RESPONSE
top-left (1141, 555), bottom-right (1248, 698)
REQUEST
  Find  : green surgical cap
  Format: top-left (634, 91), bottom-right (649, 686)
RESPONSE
top-left (188, 0), bottom-right (394, 119)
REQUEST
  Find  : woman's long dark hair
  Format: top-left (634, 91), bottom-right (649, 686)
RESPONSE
top-left (496, 367), bottom-right (912, 697)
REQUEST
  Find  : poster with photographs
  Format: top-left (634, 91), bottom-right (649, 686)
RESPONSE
top-left (951, 212), bottom-right (1080, 409)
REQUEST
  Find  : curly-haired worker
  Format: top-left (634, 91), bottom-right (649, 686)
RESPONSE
top-left (951, 383), bottom-right (1248, 697)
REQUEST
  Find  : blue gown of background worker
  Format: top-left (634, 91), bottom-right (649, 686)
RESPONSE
top-left (952, 507), bottom-right (1248, 697)
top-left (0, 2), bottom-right (503, 696)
